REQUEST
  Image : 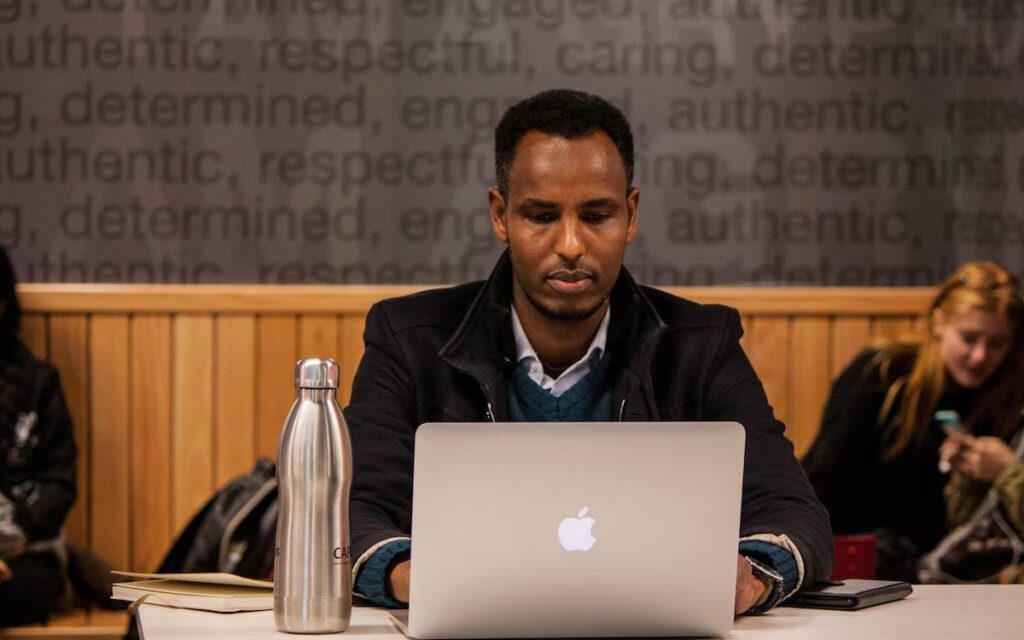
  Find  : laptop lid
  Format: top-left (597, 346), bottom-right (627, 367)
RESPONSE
top-left (402, 421), bottom-right (745, 639)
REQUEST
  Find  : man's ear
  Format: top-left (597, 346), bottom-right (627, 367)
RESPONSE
top-left (625, 186), bottom-right (640, 244)
top-left (489, 187), bottom-right (509, 243)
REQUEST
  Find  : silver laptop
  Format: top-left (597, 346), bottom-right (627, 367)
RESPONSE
top-left (390, 421), bottom-right (745, 639)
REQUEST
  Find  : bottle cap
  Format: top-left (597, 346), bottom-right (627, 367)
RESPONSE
top-left (295, 358), bottom-right (339, 389)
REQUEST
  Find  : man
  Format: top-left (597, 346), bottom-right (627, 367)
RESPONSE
top-left (345, 89), bottom-right (833, 615)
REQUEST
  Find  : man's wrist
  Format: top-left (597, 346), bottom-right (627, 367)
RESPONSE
top-left (386, 557), bottom-right (411, 603)
top-left (738, 537), bottom-right (801, 594)
top-left (353, 538), bottom-right (412, 608)
top-left (743, 556), bottom-right (785, 614)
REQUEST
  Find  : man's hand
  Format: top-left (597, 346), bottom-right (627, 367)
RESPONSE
top-left (734, 554), bottom-right (770, 615)
top-left (0, 559), bottom-right (12, 582)
top-left (388, 559), bottom-right (411, 603)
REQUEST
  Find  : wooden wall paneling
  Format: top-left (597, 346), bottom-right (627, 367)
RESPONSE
top-left (214, 315), bottom-right (257, 486)
top-left (746, 317), bottom-right (791, 428)
top-left (872, 317), bottom-right (916, 343)
top-left (20, 314), bottom-right (47, 359)
top-left (256, 316), bottom-right (297, 460)
top-left (738, 314), bottom-right (752, 356)
top-left (298, 314), bottom-right (340, 364)
top-left (790, 317), bottom-right (831, 457)
top-left (47, 315), bottom-right (90, 548)
top-left (46, 611), bottom-right (88, 627)
top-left (339, 315), bottom-right (366, 407)
top-left (17, 286), bottom-right (942, 574)
top-left (830, 317), bottom-right (872, 379)
top-left (18, 284), bottom-right (426, 314)
top-left (18, 284), bottom-right (936, 315)
top-left (171, 315), bottom-right (215, 534)
top-left (129, 315), bottom-right (172, 571)
top-left (88, 315), bottom-right (131, 570)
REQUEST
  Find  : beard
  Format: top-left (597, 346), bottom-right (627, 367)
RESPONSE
top-left (517, 275), bottom-right (609, 324)
top-left (507, 243), bottom-right (614, 324)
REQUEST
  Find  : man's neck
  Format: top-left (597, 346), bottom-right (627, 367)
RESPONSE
top-left (512, 293), bottom-right (607, 368)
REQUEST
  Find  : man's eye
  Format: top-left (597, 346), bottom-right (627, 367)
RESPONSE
top-left (529, 213), bottom-right (557, 223)
top-left (959, 332), bottom-right (979, 344)
top-left (582, 212), bottom-right (611, 223)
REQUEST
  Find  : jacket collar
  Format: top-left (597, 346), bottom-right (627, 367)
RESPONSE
top-left (438, 251), bottom-right (518, 396)
top-left (439, 250), bottom-right (667, 411)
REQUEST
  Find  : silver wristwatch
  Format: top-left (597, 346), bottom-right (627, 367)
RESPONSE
top-left (743, 556), bottom-right (786, 614)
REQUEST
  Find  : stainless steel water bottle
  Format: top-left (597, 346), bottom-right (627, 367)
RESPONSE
top-left (275, 358), bottom-right (352, 633)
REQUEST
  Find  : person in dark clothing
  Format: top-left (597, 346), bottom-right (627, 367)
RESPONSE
top-left (0, 246), bottom-right (77, 626)
top-left (345, 89), bottom-right (833, 615)
top-left (803, 261), bottom-right (1024, 581)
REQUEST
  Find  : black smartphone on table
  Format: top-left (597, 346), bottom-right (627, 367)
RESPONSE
top-left (787, 579), bottom-right (913, 610)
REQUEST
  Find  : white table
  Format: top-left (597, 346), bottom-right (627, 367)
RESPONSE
top-left (138, 585), bottom-right (1024, 639)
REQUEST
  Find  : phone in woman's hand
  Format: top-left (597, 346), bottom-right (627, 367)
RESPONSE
top-left (935, 410), bottom-right (965, 473)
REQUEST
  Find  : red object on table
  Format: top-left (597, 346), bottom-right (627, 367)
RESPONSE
top-left (830, 534), bottom-right (877, 580)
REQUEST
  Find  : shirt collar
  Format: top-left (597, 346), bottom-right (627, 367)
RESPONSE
top-left (510, 304), bottom-right (610, 368)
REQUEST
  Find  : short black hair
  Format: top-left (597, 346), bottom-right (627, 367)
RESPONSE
top-left (494, 89), bottom-right (634, 198)
top-left (0, 245), bottom-right (21, 356)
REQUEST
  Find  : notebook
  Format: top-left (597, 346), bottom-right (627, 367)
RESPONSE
top-left (111, 572), bottom-right (273, 612)
top-left (390, 421), bottom-right (745, 639)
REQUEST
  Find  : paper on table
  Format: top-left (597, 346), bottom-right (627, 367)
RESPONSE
top-left (112, 572), bottom-right (274, 613)
top-left (111, 571), bottom-right (272, 589)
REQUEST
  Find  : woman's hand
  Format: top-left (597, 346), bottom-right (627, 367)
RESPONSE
top-left (939, 431), bottom-right (967, 473)
top-left (950, 435), bottom-right (1015, 483)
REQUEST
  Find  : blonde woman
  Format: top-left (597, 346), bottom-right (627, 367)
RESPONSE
top-left (803, 261), bottom-right (1024, 581)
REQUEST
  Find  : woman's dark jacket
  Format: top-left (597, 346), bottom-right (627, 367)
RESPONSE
top-left (0, 353), bottom-right (77, 541)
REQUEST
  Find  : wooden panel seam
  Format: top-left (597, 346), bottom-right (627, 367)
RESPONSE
top-left (18, 285), bottom-right (936, 315)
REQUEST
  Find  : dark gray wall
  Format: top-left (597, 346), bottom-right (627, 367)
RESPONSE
top-left (2, 0), bottom-right (1021, 284)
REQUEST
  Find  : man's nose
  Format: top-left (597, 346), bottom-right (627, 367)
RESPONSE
top-left (555, 218), bottom-right (584, 262)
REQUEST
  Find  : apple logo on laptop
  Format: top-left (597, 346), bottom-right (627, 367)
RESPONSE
top-left (558, 507), bottom-right (596, 551)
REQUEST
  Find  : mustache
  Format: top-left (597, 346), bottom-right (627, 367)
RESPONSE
top-left (547, 268), bottom-right (594, 282)
top-left (546, 261), bottom-right (595, 281)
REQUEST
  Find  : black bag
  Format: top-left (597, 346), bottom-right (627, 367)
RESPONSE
top-left (157, 458), bottom-right (278, 580)
top-left (917, 435), bottom-right (1024, 584)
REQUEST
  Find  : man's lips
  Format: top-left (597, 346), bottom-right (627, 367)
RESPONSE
top-left (547, 271), bottom-right (593, 294)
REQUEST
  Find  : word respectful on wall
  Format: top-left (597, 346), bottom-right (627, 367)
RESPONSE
top-left (2, 0), bottom-right (1023, 284)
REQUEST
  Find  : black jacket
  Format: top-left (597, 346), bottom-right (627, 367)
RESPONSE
top-left (345, 253), bottom-right (833, 585)
top-left (0, 353), bottom-right (77, 541)
top-left (157, 458), bottom-right (278, 580)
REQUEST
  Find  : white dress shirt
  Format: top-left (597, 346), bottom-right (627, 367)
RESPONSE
top-left (509, 305), bottom-right (610, 398)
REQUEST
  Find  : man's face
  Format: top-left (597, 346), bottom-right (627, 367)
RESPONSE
top-left (489, 131), bottom-right (638, 323)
